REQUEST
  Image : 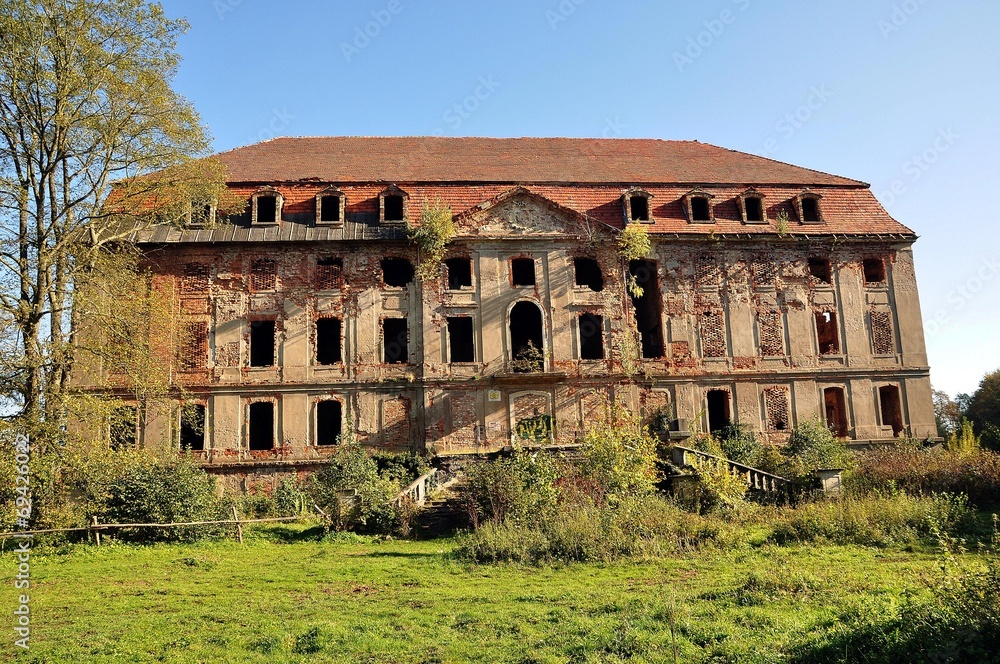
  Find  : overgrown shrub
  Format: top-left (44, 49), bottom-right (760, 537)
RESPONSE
top-left (238, 478), bottom-right (307, 519)
top-left (769, 492), bottom-right (971, 547)
top-left (104, 456), bottom-right (227, 541)
top-left (460, 450), bottom-right (558, 528)
top-left (848, 444), bottom-right (1000, 506)
top-left (785, 419), bottom-right (852, 476)
top-left (716, 423), bottom-right (760, 466)
top-left (580, 417), bottom-right (660, 504)
top-left (305, 443), bottom-right (402, 534)
top-left (694, 459), bottom-right (750, 513)
top-left (455, 495), bottom-right (734, 564)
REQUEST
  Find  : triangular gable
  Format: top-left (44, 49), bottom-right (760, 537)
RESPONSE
top-left (454, 187), bottom-right (617, 239)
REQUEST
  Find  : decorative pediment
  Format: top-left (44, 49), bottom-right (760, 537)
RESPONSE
top-left (454, 187), bottom-right (614, 239)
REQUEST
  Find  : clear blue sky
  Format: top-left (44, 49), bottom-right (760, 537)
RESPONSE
top-left (160, 0), bottom-right (1000, 398)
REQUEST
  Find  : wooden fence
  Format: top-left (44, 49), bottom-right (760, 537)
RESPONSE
top-left (0, 507), bottom-right (331, 547)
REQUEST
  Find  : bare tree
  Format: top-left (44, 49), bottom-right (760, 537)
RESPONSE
top-left (0, 0), bottom-right (233, 427)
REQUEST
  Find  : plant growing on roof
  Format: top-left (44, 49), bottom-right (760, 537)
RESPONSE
top-left (775, 210), bottom-right (790, 237)
top-left (618, 224), bottom-right (651, 297)
top-left (406, 199), bottom-right (455, 281)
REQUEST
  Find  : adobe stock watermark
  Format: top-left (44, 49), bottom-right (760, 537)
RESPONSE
top-left (760, 85), bottom-right (834, 156)
top-left (879, 0), bottom-right (931, 39)
top-left (546, 0), bottom-right (587, 31)
top-left (877, 128), bottom-right (958, 209)
top-left (431, 76), bottom-right (501, 136)
top-left (213, 0), bottom-right (244, 21)
top-left (924, 254), bottom-right (1000, 338)
top-left (673, 0), bottom-right (752, 72)
top-left (341, 0), bottom-right (405, 63)
top-left (11, 433), bottom-right (33, 650)
top-left (601, 116), bottom-right (627, 138)
top-left (246, 107), bottom-right (295, 145)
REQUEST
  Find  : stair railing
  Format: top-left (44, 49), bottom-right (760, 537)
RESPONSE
top-left (671, 445), bottom-right (791, 493)
top-left (395, 468), bottom-right (439, 507)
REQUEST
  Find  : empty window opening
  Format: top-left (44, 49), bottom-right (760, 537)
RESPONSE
top-left (578, 313), bottom-right (605, 360)
top-left (316, 257), bottom-right (343, 290)
top-left (758, 311), bottom-right (784, 357)
top-left (808, 257), bottom-right (832, 283)
top-left (573, 257), bottom-right (604, 292)
top-left (630, 196), bottom-right (649, 221)
top-left (384, 195), bottom-right (404, 221)
top-left (707, 390), bottom-right (731, 433)
top-left (182, 262), bottom-right (209, 293)
top-left (629, 260), bottom-right (665, 359)
top-left (256, 195), bottom-right (278, 224)
top-left (447, 316), bottom-right (475, 363)
top-left (879, 385), bottom-right (904, 437)
top-left (815, 312), bottom-right (839, 355)
top-left (824, 387), bottom-right (849, 438)
top-left (445, 257), bottom-right (473, 290)
top-left (511, 258), bottom-right (536, 287)
top-left (249, 320), bottom-right (275, 367)
top-left (316, 318), bottom-right (342, 365)
top-left (691, 197), bottom-right (711, 221)
top-left (180, 321), bottom-right (208, 370)
top-left (319, 195), bottom-right (341, 223)
top-left (801, 197), bottom-right (820, 222)
top-left (248, 402), bottom-right (274, 450)
top-left (871, 310), bottom-right (894, 355)
top-left (110, 405), bottom-right (137, 450)
top-left (381, 258), bottom-right (414, 287)
top-left (700, 311), bottom-right (727, 358)
top-left (383, 318), bottom-right (408, 364)
top-left (744, 197), bottom-right (764, 222)
top-left (764, 387), bottom-right (790, 431)
top-left (509, 301), bottom-right (544, 372)
top-left (863, 258), bottom-right (886, 285)
top-left (180, 404), bottom-right (205, 451)
top-left (250, 258), bottom-right (277, 291)
top-left (316, 400), bottom-right (343, 446)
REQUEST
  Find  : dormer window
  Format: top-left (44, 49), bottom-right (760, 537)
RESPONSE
top-left (795, 190), bottom-right (823, 223)
top-left (252, 187), bottom-right (282, 225)
top-left (738, 188), bottom-right (766, 224)
top-left (683, 189), bottom-right (715, 223)
top-left (622, 188), bottom-right (653, 223)
top-left (380, 185), bottom-right (408, 223)
top-left (188, 198), bottom-right (215, 226)
top-left (316, 187), bottom-right (345, 226)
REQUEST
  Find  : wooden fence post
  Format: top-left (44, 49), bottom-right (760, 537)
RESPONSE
top-left (92, 516), bottom-right (101, 547)
top-left (232, 506), bottom-right (244, 544)
top-left (314, 504), bottom-right (329, 535)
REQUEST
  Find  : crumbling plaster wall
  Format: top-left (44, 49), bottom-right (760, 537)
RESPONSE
top-left (125, 195), bottom-right (935, 463)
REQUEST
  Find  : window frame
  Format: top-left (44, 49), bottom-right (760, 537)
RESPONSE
top-left (251, 187), bottom-right (283, 226)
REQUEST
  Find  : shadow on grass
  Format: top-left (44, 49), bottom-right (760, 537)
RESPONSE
top-left (362, 551), bottom-right (443, 559)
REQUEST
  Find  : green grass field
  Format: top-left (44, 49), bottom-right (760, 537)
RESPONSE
top-left (0, 524), bottom-right (962, 663)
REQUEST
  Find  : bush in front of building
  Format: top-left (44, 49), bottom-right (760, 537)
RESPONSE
top-left (305, 443), bottom-right (403, 534)
top-left (103, 456), bottom-right (228, 541)
top-left (847, 441), bottom-right (1000, 507)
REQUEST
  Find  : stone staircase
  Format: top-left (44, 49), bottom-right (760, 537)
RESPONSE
top-left (409, 477), bottom-right (470, 538)
top-left (670, 445), bottom-right (792, 497)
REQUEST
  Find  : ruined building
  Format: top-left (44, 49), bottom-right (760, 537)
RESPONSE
top-left (83, 137), bottom-right (937, 483)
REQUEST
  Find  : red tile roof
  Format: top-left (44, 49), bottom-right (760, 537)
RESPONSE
top-left (216, 136), bottom-right (865, 187)
top-left (169, 136), bottom-right (914, 240)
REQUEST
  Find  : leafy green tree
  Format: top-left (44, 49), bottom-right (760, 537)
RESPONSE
top-left (0, 0), bottom-right (232, 429)
top-left (933, 388), bottom-right (963, 438)
top-left (965, 370), bottom-right (1000, 450)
